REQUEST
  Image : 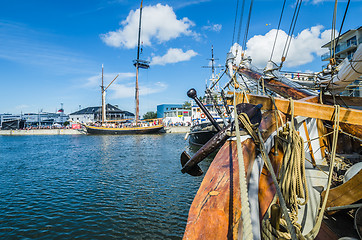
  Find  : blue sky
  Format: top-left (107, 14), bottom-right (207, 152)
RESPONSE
top-left (0, 0), bottom-right (361, 115)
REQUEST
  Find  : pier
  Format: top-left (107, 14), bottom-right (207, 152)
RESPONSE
top-left (0, 129), bottom-right (86, 136)
top-left (0, 126), bottom-right (190, 135)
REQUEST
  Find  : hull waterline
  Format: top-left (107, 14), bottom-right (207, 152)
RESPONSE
top-left (85, 125), bottom-right (164, 135)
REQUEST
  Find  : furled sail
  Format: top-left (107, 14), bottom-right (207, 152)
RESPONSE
top-left (320, 44), bottom-right (362, 94)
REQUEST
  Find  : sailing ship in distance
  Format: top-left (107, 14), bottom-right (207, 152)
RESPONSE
top-left (85, 0), bottom-right (163, 135)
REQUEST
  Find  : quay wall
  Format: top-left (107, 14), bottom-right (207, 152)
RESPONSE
top-left (0, 127), bottom-right (190, 135)
top-left (0, 129), bottom-right (86, 136)
top-left (164, 126), bottom-right (190, 133)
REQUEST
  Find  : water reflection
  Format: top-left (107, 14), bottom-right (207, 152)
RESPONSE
top-left (0, 134), bottom-right (209, 239)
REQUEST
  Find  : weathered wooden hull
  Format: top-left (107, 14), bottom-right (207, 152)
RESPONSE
top-left (85, 125), bottom-right (164, 135)
top-left (182, 105), bottom-right (350, 239)
top-left (183, 139), bottom-right (256, 240)
top-left (237, 67), bottom-right (313, 100)
top-left (183, 110), bottom-right (283, 239)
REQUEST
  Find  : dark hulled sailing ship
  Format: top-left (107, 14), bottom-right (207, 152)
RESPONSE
top-left (85, 0), bottom-right (163, 135)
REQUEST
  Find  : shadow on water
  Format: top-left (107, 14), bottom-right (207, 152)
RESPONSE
top-left (0, 134), bottom-right (212, 239)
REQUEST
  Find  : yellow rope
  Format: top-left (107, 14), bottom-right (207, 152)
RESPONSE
top-left (279, 99), bottom-right (309, 222)
top-left (304, 105), bottom-right (340, 240)
top-left (233, 77), bottom-right (254, 240)
top-left (262, 105), bottom-right (341, 240)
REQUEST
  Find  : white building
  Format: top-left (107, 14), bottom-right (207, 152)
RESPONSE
top-left (321, 26), bottom-right (362, 96)
top-left (69, 104), bottom-right (134, 123)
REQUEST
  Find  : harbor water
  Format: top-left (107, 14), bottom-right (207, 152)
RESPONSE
top-left (0, 134), bottom-right (211, 239)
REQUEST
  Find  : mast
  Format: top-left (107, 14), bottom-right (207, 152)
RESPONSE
top-left (202, 45), bottom-right (222, 90)
top-left (135, 0), bottom-right (143, 124)
top-left (211, 45), bottom-right (215, 80)
top-left (133, 1), bottom-right (149, 124)
top-left (101, 64), bottom-right (106, 124)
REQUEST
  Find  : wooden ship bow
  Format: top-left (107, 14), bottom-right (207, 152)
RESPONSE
top-left (180, 61), bottom-right (362, 239)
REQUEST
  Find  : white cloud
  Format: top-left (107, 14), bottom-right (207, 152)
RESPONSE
top-left (109, 82), bottom-right (167, 99)
top-left (244, 25), bottom-right (332, 68)
top-left (100, 4), bottom-right (196, 48)
top-left (151, 48), bottom-right (198, 65)
top-left (202, 23), bottom-right (222, 32)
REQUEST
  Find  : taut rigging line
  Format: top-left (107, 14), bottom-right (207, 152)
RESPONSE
top-left (331, 0), bottom-right (351, 66)
top-left (242, 0), bottom-right (254, 52)
top-left (280, 0), bottom-right (303, 68)
top-left (270, 0), bottom-right (287, 61)
top-left (231, 0), bottom-right (240, 45)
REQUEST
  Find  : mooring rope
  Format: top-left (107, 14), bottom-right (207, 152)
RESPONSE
top-left (262, 104), bottom-right (341, 240)
top-left (233, 76), bottom-right (253, 240)
top-left (278, 99), bottom-right (309, 226)
top-left (304, 105), bottom-right (340, 240)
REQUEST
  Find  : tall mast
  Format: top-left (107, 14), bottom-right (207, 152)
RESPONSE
top-left (211, 45), bottom-right (215, 79)
top-left (202, 45), bottom-right (222, 90)
top-left (135, 0), bottom-right (143, 123)
top-left (101, 64), bottom-right (106, 124)
top-left (133, 0), bottom-right (149, 124)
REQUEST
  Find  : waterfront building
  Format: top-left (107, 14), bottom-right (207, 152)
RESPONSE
top-left (0, 108), bottom-right (69, 129)
top-left (69, 104), bottom-right (134, 123)
top-left (321, 26), bottom-right (362, 96)
top-left (157, 104), bottom-right (191, 126)
top-left (0, 114), bottom-right (25, 130)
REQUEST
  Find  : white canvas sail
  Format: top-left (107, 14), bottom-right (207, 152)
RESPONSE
top-left (321, 44), bottom-right (362, 94)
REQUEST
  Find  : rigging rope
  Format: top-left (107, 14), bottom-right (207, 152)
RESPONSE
top-left (257, 129), bottom-right (298, 240)
top-left (330, 0), bottom-right (338, 64)
top-left (231, 0), bottom-right (240, 45)
top-left (270, 0), bottom-right (287, 61)
top-left (261, 99), bottom-right (309, 240)
top-left (333, 0), bottom-right (351, 56)
top-left (281, 0), bottom-right (302, 66)
top-left (279, 0), bottom-right (302, 67)
top-left (278, 99), bottom-right (309, 226)
top-left (233, 76), bottom-right (254, 240)
top-left (304, 105), bottom-right (340, 239)
top-left (242, 0), bottom-right (254, 52)
top-left (237, 0), bottom-right (246, 44)
top-left (284, 1), bottom-right (302, 61)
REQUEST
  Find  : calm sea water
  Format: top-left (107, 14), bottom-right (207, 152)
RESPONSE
top-left (0, 134), bottom-right (211, 239)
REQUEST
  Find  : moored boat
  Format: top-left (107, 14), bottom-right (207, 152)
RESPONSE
top-left (85, 0), bottom-right (164, 135)
top-left (180, 32), bottom-right (361, 239)
top-left (85, 122), bottom-right (163, 135)
top-left (181, 90), bottom-right (362, 239)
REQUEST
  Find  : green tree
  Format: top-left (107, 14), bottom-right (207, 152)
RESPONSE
top-left (143, 111), bottom-right (157, 120)
top-left (182, 101), bottom-right (191, 109)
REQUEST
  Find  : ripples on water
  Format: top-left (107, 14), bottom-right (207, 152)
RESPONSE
top-left (0, 134), bottom-right (212, 239)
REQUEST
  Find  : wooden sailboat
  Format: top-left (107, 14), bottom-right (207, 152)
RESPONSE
top-left (85, 1), bottom-right (163, 135)
top-left (182, 88), bottom-right (362, 239)
top-left (181, 42), bottom-right (362, 239)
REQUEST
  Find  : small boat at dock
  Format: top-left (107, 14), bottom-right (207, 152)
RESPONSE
top-left (85, 121), bottom-right (163, 135)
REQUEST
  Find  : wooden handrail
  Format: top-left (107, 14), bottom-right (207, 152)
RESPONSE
top-left (229, 93), bottom-right (362, 126)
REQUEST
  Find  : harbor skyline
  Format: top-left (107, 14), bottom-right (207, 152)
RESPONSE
top-left (1, 0), bottom-right (361, 115)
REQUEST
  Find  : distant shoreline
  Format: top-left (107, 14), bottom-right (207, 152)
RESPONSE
top-left (0, 129), bottom-right (86, 136)
top-left (0, 126), bottom-right (190, 135)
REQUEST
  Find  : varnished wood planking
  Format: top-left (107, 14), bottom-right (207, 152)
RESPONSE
top-left (322, 170), bottom-right (362, 215)
top-left (230, 93), bottom-right (362, 126)
top-left (183, 139), bottom-right (256, 240)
